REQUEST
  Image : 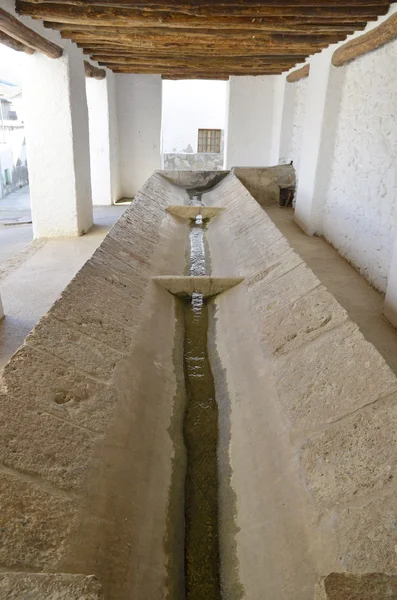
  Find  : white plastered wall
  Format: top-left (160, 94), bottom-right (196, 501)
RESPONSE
top-left (86, 71), bottom-right (120, 206)
top-left (225, 75), bottom-right (276, 168)
top-left (279, 77), bottom-right (308, 174)
top-left (116, 74), bottom-right (162, 198)
top-left (322, 38), bottom-right (397, 294)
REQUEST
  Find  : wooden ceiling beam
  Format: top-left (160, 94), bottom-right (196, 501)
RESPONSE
top-left (84, 60), bottom-right (106, 78)
top-left (89, 52), bottom-right (307, 63)
top-left (333, 11), bottom-right (397, 66)
top-left (14, 0), bottom-right (391, 76)
top-left (17, 0), bottom-right (392, 7)
top-left (0, 29), bottom-right (35, 53)
top-left (96, 58), bottom-right (299, 70)
top-left (16, 3), bottom-right (372, 30)
top-left (286, 62), bottom-right (310, 81)
top-left (58, 27), bottom-right (351, 44)
top-left (15, 1), bottom-right (390, 19)
top-left (0, 6), bottom-right (62, 57)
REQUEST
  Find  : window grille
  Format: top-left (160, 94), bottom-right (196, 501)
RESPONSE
top-left (198, 129), bottom-right (221, 153)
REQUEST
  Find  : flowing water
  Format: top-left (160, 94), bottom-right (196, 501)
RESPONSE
top-left (182, 194), bottom-right (221, 599)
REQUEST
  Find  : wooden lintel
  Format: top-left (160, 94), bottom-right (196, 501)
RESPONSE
top-left (333, 12), bottom-right (397, 67)
top-left (84, 60), bottom-right (106, 79)
top-left (0, 29), bottom-right (34, 53)
top-left (0, 7), bottom-right (62, 58)
top-left (286, 63), bottom-right (310, 82)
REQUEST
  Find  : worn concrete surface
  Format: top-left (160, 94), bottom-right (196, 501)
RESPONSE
top-left (266, 205), bottom-right (397, 377)
top-left (314, 573), bottom-right (397, 599)
top-left (0, 173), bottom-right (189, 599)
top-left (233, 164), bottom-right (296, 207)
top-left (2, 171), bottom-right (397, 599)
top-left (0, 200), bottom-right (126, 369)
top-left (204, 173), bottom-right (397, 599)
top-left (153, 276), bottom-right (243, 298)
top-left (159, 169), bottom-right (229, 191)
top-left (0, 573), bottom-right (104, 599)
top-left (167, 205), bottom-right (224, 220)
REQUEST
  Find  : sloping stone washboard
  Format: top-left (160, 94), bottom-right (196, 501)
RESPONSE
top-left (204, 173), bottom-right (397, 600)
top-left (0, 172), bottom-right (189, 599)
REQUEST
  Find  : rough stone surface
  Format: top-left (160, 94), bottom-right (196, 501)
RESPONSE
top-left (153, 276), bottom-right (243, 298)
top-left (314, 573), bottom-right (397, 599)
top-left (0, 172), bottom-right (188, 599)
top-left (164, 152), bottom-right (224, 171)
top-left (204, 172), bottom-right (397, 599)
top-left (0, 573), bottom-right (103, 599)
top-left (233, 165), bottom-right (296, 207)
top-left (166, 205), bottom-right (224, 220)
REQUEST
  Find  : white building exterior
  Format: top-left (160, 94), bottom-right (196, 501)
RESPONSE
top-left (161, 79), bottom-right (227, 154)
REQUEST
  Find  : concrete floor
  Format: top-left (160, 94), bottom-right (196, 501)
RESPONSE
top-left (266, 205), bottom-right (397, 376)
top-left (0, 187), bottom-right (126, 369)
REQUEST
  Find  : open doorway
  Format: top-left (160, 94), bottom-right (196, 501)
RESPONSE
top-left (161, 79), bottom-right (228, 171)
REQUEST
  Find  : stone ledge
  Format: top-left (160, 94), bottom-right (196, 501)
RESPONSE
top-left (314, 573), bottom-right (397, 599)
top-left (153, 276), bottom-right (243, 298)
top-left (0, 573), bottom-right (104, 599)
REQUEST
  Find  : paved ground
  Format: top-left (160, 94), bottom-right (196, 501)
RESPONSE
top-left (266, 205), bottom-right (397, 376)
top-left (0, 186), bottom-right (126, 368)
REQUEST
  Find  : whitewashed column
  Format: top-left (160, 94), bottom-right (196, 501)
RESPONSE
top-left (225, 75), bottom-right (276, 168)
top-left (384, 239), bottom-right (397, 327)
top-left (116, 74), bottom-right (162, 198)
top-left (294, 47), bottom-right (345, 235)
top-left (86, 71), bottom-right (120, 206)
top-left (23, 42), bottom-right (93, 237)
top-left (270, 75), bottom-right (287, 165)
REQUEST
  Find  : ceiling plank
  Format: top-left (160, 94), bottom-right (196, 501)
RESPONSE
top-left (14, 0), bottom-right (392, 76)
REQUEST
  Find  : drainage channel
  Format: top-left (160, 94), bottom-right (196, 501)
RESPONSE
top-left (183, 193), bottom-right (221, 599)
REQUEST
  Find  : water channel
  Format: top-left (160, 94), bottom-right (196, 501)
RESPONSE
top-left (182, 194), bottom-right (221, 599)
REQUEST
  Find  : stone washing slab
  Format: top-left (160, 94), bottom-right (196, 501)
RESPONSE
top-left (0, 573), bottom-right (104, 599)
top-left (153, 276), bottom-right (244, 299)
top-left (166, 205), bottom-right (224, 220)
top-left (314, 573), bottom-right (397, 600)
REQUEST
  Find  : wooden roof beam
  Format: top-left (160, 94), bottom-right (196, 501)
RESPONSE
top-left (15, 1), bottom-right (390, 20)
top-left (0, 29), bottom-right (34, 53)
top-left (333, 11), bottom-right (397, 66)
top-left (0, 6), bottom-right (62, 57)
top-left (84, 60), bottom-right (106, 79)
top-left (16, 4), bottom-right (371, 31)
top-left (286, 63), bottom-right (310, 82)
top-left (18, 0), bottom-right (392, 6)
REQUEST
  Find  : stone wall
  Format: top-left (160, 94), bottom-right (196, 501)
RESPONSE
top-left (163, 152), bottom-right (224, 171)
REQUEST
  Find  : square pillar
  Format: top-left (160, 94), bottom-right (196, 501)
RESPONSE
top-left (86, 71), bottom-right (120, 206)
top-left (22, 43), bottom-right (93, 237)
top-left (269, 75), bottom-right (287, 165)
top-left (115, 74), bottom-right (162, 198)
top-left (384, 238), bottom-right (397, 327)
top-left (225, 75), bottom-right (276, 168)
top-left (294, 47), bottom-right (345, 235)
